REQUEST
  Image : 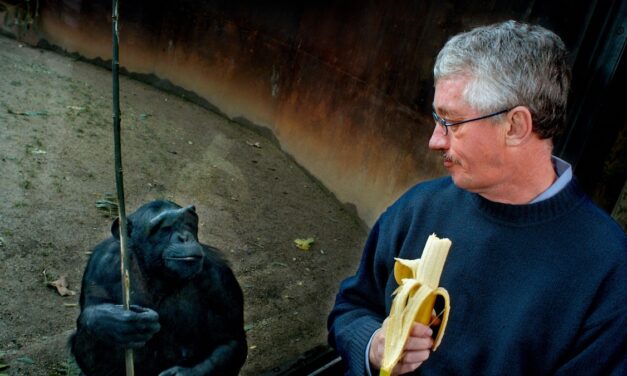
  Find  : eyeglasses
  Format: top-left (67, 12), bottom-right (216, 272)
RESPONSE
top-left (432, 107), bottom-right (512, 135)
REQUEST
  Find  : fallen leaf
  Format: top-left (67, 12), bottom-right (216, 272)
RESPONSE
top-left (47, 275), bottom-right (76, 296)
top-left (95, 196), bottom-right (119, 218)
top-left (294, 237), bottom-right (314, 251)
top-left (246, 140), bottom-right (261, 148)
top-left (16, 356), bottom-right (34, 364)
top-left (8, 109), bottom-right (48, 117)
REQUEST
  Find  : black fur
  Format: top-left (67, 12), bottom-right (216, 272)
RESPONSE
top-left (71, 200), bottom-right (247, 376)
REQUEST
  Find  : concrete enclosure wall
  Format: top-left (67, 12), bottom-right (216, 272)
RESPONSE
top-left (0, 0), bottom-right (601, 225)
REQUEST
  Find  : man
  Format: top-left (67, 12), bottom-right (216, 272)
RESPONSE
top-left (328, 20), bottom-right (626, 375)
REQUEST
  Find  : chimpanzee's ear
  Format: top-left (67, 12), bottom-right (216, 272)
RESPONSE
top-left (111, 217), bottom-right (133, 239)
top-left (186, 205), bottom-right (199, 221)
top-left (111, 217), bottom-right (120, 239)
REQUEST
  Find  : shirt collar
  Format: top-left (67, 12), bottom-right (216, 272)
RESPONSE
top-left (529, 156), bottom-right (573, 203)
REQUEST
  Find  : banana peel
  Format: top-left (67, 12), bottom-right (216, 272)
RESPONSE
top-left (380, 233), bottom-right (452, 376)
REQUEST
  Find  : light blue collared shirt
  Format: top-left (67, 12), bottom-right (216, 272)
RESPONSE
top-left (529, 156), bottom-right (572, 203)
top-left (364, 156), bottom-right (573, 375)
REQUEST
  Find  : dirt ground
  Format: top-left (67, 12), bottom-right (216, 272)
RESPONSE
top-left (0, 34), bottom-right (368, 375)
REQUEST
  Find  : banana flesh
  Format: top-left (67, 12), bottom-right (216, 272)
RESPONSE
top-left (379, 233), bottom-right (452, 376)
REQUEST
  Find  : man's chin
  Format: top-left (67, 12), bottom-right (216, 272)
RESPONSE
top-left (450, 173), bottom-right (471, 191)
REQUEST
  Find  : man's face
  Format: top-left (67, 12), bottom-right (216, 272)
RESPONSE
top-left (429, 75), bottom-right (509, 194)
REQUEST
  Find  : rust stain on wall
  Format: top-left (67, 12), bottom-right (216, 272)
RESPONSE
top-left (1, 0), bottom-right (449, 225)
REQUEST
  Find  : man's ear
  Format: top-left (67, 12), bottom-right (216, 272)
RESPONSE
top-left (505, 106), bottom-right (533, 146)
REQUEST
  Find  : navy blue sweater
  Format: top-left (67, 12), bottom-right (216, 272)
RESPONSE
top-left (328, 177), bottom-right (627, 375)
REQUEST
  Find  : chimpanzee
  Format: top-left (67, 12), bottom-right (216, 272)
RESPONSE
top-left (71, 200), bottom-right (247, 376)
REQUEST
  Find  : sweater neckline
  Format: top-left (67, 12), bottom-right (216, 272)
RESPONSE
top-left (466, 179), bottom-right (587, 225)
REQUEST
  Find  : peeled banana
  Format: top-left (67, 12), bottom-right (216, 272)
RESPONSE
top-left (379, 234), bottom-right (452, 376)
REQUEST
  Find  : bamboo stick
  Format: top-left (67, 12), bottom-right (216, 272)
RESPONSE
top-left (111, 0), bottom-right (135, 374)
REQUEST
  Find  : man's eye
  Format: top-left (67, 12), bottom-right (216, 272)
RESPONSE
top-left (448, 123), bottom-right (462, 131)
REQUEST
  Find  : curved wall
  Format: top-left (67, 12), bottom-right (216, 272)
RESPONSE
top-left (0, 0), bottom-right (599, 225)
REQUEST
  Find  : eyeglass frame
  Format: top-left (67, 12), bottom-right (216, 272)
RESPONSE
top-left (431, 107), bottom-right (513, 135)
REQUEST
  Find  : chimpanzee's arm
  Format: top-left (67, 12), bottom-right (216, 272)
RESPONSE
top-left (72, 303), bottom-right (161, 375)
top-left (76, 238), bottom-right (161, 342)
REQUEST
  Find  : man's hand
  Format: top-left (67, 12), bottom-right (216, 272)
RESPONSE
top-left (369, 318), bottom-right (434, 375)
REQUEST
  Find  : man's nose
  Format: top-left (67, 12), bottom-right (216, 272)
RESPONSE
top-left (428, 124), bottom-right (449, 150)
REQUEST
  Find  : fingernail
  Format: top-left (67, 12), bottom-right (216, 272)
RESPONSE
top-left (427, 328), bottom-right (433, 336)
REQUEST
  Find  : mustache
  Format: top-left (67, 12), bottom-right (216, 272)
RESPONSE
top-left (442, 152), bottom-right (461, 165)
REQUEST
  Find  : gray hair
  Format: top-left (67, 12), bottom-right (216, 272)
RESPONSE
top-left (433, 20), bottom-right (571, 139)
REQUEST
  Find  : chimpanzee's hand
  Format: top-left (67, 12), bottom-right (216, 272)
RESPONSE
top-left (81, 303), bottom-right (160, 348)
top-left (158, 366), bottom-right (201, 376)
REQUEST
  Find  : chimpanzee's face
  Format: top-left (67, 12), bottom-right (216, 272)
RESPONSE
top-left (127, 201), bottom-right (205, 280)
